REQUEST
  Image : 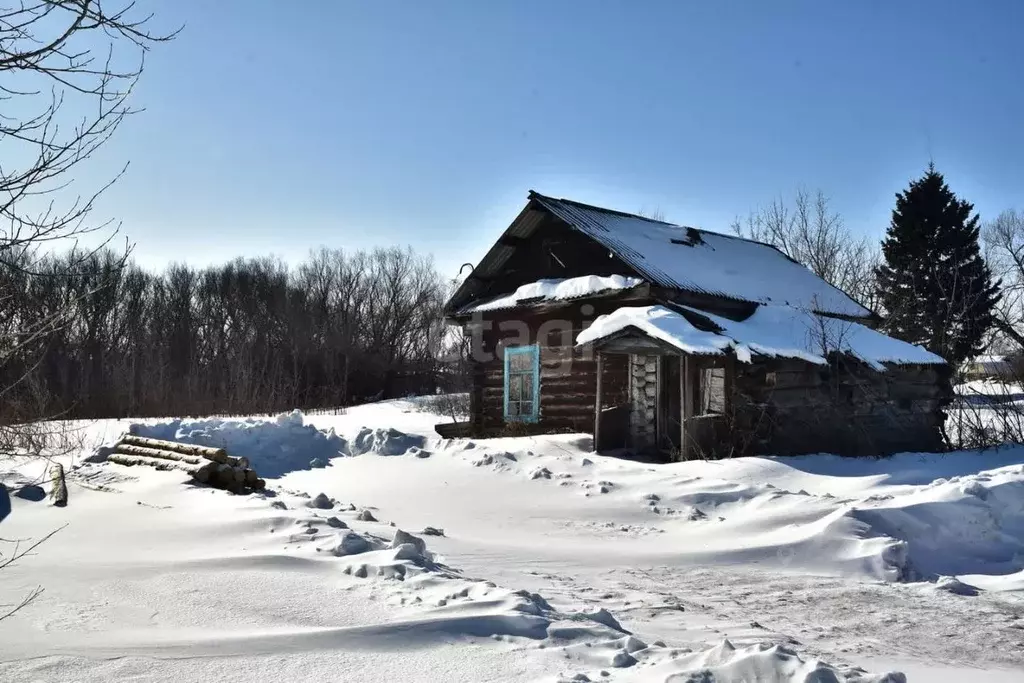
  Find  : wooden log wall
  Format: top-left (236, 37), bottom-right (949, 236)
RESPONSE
top-left (730, 357), bottom-right (952, 457)
top-left (469, 305), bottom-right (630, 434)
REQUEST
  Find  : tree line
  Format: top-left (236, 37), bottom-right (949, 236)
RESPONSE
top-left (0, 247), bottom-right (450, 422)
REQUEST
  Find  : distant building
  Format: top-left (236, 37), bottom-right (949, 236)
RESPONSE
top-left (440, 192), bottom-right (951, 458)
top-left (962, 355), bottom-right (1013, 380)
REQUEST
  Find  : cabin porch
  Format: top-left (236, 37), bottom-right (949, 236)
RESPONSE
top-left (591, 330), bottom-right (735, 461)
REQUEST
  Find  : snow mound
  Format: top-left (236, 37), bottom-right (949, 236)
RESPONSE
top-left (130, 411), bottom-right (347, 477)
top-left (576, 607), bottom-right (626, 633)
top-left (333, 531), bottom-right (441, 580)
top-left (351, 427), bottom-right (426, 456)
top-left (935, 575), bottom-right (981, 596)
top-left (391, 529), bottom-right (427, 554)
top-left (651, 640), bottom-right (905, 682)
top-left (555, 637), bottom-right (905, 682)
top-left (328, 530), bottom-right (379, 557)
top-left (845, 463), bottom-right (1024, 580)
top-left (307, 492), bottom-right (334, 509)
top-left (127, 411), bottom-right (429, 477)
top-left (622, 455), bottom-right (1024, 583)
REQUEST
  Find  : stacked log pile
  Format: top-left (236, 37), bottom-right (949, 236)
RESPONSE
top-left (108, 435), bottom-right (265, 493)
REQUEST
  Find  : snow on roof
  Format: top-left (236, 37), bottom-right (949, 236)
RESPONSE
top-left (531, 193), bottom-right (872, 319)
top-left (461, 274), bottom-right (643, 313)
top-left (576, 305), bottom-right (946, 369)
top-left (575, 304), bottom-right (732, 355)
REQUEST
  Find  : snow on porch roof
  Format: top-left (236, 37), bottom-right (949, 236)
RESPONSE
top-left (575, 305), bottom-right (947, 370)
top-left (530, 192), bottom-right (872, 319)
top-left (459, 274), bottom-right (644, 314)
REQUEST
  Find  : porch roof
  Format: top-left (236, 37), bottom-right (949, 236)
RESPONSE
top-left (576, 305), bottom-right (947, 370)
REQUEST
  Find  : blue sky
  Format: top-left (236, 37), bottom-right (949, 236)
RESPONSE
top-left (85, 0), bottom-right (1024, 276)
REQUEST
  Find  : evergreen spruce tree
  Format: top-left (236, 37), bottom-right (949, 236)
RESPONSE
top-left (875, 165), bottom-right (999, 367)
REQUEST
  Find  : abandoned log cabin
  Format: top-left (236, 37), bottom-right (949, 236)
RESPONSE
top-left (440, 191), bottom-right (952, 459)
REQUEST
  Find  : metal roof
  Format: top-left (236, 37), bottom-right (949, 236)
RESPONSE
top-left (445, 192), bottom-right (872, 319)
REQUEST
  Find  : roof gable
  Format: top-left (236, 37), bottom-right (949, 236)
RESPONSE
top-left (445, 191), bottom-right (872, 319)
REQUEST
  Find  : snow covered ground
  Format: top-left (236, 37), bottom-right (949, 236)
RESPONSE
top-left (1, 398), bottom-right (1023, 682)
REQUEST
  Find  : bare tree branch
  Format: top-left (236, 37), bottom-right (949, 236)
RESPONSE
top-left (0, 524), bottom-right (65, 621)
top-left (732, 189), bottom-right (879, 311)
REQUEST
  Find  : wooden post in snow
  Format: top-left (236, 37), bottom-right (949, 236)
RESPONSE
top-left (593, 351), bottom-right (603, 452)
top-left (49, 463), bottom-right (67, 507)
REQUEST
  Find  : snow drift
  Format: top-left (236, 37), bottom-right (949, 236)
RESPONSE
top-left (9, 396), bottom-right (1024, 680)
top-left (635, 639), bottom-right (906, 683)
top-left (125, 408), bottom-right (1024, 584)
top-left (128, 410), bottom-right (426, 477)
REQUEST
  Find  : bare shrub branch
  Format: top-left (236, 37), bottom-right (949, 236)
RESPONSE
top-left (0, 525), bottom-right (65, 621)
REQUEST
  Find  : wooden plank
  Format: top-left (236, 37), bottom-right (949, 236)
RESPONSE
top-left (681, 354), bottom-right (695, 461)
top-left (594, 352), bottom-right (603, 451)
top-left (678, 355), bottom-right (685, 462)
top-left (435, 421), bottom-right (473, 438)
top-left (537, 378), bottom-right (602, 391)
top-left (655, 356), bottom-right (665, 451)
top-left (536, 404), bottom-right (600, 416)
top-left (470, 359), bottom-right (484, 428)
top-left (723, 354), bottom-right (735, 417)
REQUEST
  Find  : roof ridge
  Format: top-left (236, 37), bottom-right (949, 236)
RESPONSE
top-left (529, 190), bottom-right (678, 226)
top-left (528, 190), bottom-right (777, 246)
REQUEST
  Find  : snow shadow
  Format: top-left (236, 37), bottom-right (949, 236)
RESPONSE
top-left (956, 393), bottom-right (1024, 406)
top-left (13, 484), bottom-right (45, 502)
top-left (763, 447), bottom-right (1024, 486)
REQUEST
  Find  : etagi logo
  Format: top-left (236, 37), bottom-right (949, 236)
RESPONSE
top-left (460, 303), bottom-right (600, 369)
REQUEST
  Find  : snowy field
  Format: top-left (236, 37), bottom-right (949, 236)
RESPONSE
top-left (1, 399), bottom-right (1023, 682)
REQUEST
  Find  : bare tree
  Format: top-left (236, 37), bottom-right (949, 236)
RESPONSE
top-left (732, 189), bottom-right (879, 311)
top-left (1, 2), bottom-right (176, 264)
top-left (983, 209), bottom-right (1024, 352)
top-left (0, 1), bottom-right (174, 440)
top-left (0, 2), bottom-right (174, 620)
top-left (636, 206), bottom-right (666, 222)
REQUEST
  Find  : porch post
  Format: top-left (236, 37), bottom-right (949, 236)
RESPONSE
top-left (723, 353), bottom-right (735, 416)
top-left (655, 356), bottom-right (664, 449)
top-left (680, 354), bottom-right (695, 460)
top-left (593, 351), bottom-right (603, 452)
